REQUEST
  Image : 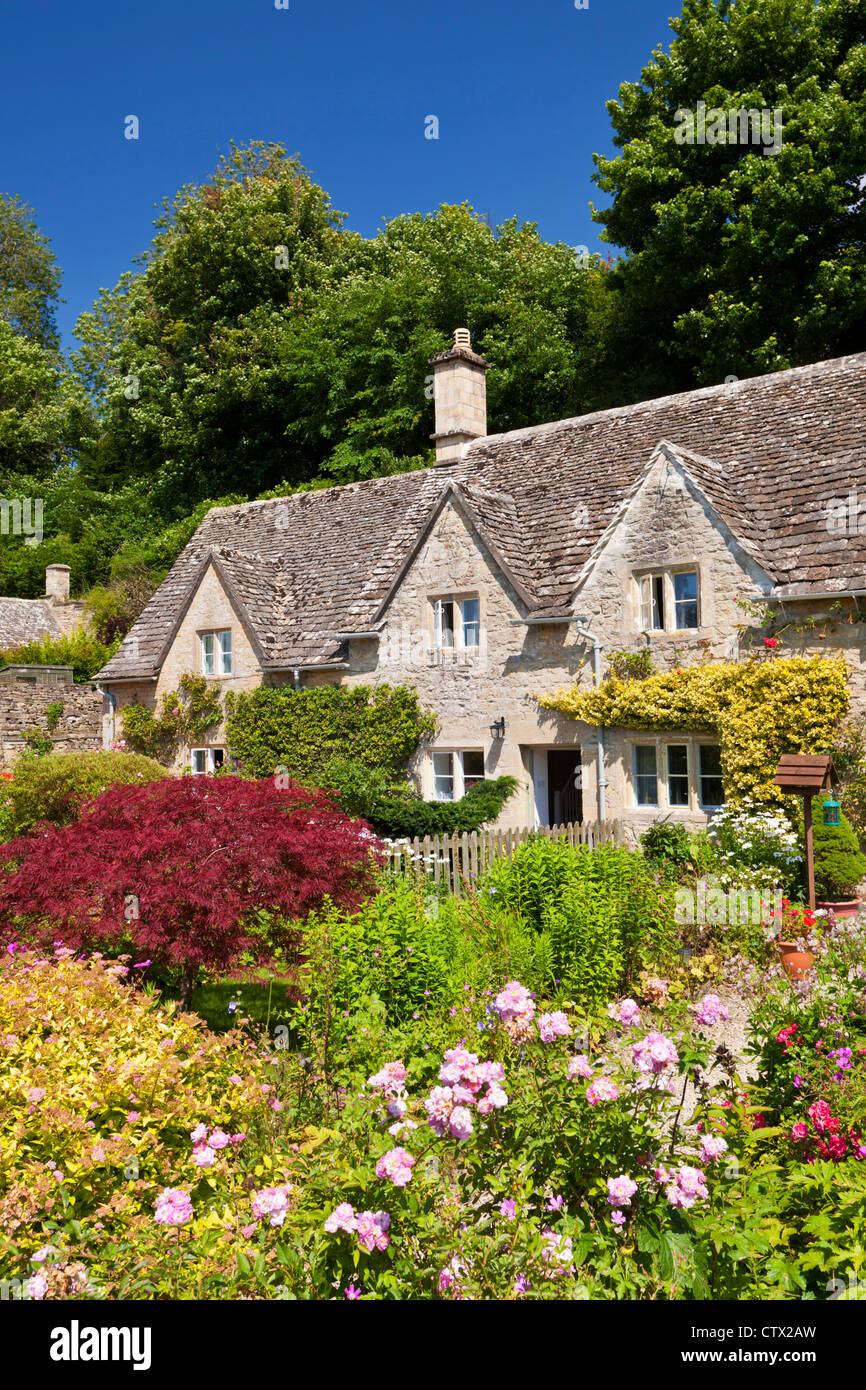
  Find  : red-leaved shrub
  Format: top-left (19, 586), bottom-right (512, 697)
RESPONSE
top-left (0, 776), bottom-right (383, 1005)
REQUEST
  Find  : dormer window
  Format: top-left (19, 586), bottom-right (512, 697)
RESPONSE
top-left (636, 569), bottom-right (699, 632)
top-left (200, 629), bottom-right (232, 676)
top-left (433, 596), bottom-right (480, 652)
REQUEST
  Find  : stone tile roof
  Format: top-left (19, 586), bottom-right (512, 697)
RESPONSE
top-left (97, 351), bottom-right (866, 681)
top-left (0, 598), bottom-right (72, 650)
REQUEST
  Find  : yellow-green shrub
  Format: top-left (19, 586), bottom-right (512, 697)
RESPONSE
top-left (0, 947), bottom-right (271, 1270)
top-left (541, 656), bottom-right (849, 808)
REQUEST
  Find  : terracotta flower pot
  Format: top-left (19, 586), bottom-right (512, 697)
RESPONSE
top-left (815, 898), bottom-right (860, 920)
top-left (775, 940), bottom-right (815, 979)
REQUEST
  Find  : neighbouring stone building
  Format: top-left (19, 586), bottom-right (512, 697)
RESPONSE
top-left (0, 565), bottom-right (102, 768)
top-left (95, 335), bottom-right (866, 839)
top-left (0, 565), bottom-right (85, 648)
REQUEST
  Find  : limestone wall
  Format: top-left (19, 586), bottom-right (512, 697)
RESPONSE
top-left (0, 679), bottom-right (102, 769)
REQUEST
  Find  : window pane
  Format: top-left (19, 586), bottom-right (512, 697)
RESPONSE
top-left (634, 745), bottom-right (658, 806)
top-left (640, 577), bottom-right (652, 630)
top-left (699, 745), bottom-right (724, 806)
top-left (212, 748), bottom-right (225, 768)
top-left (667, 744), bottom-right (689, 806)
top-left (652, 576), bottom-right (665, 629)
top-left (200, 633), bottom-right (215, 674)
top-left (218, 630), bottom-right (232, 673)
top-left (436, 601), bottom-right (455, 649)
top-left (673, 571), bottom-right (699, 629)
top-left (433, 751), bottom-right (454, 800)
top-left (461, 750), bottom-right (485, 789)
top-left (192, 749), bottom-right (207, 774)
top-left (461, 598), bottom-right (480, 648)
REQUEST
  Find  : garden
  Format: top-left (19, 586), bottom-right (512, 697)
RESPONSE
top-left (1, 723), bottom-right (865, 1304)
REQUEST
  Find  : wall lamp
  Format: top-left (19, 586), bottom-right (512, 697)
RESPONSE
top-left (489, 717), bottom-right (506, 741)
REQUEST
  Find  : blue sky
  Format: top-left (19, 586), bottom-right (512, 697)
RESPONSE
top-left (1, 0), bottom-right (681, 349)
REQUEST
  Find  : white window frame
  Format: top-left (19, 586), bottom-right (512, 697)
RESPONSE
top-left (200, 629), bottom-right (232, 676)
top-left (432, 749), bottom-right (486, 801)
top-left (635, 568), bottom-right (700, 633)
top-left (629, 738), bottom-right (724, 811)
top-left (432, 595), bottom-right (481, 654)
top-left (190, 748), bottom-right (226, 776)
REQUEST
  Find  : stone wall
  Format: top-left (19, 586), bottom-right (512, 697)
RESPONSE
top-left (0, 679), bottom-right (103, 769)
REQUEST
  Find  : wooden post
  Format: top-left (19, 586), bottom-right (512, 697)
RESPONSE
top-left (804, 792), bottom-right (815, 911)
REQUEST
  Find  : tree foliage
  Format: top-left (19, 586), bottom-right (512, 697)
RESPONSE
top-left (0, 193), bottom-right (62, 351)
top-left (71, 144), bottom-right (614, 511)
top-left (592, 0), bottom-right (866, 393)
top-left (0, 776), bottom-right (383, 1006)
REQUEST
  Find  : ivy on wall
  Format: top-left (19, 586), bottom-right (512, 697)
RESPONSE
top-left (120, 674), bottom-right (224, 763)
top-left (224, 684), bottom-right (437, 782)
top-left (540, 656), bottom-right (850, 808)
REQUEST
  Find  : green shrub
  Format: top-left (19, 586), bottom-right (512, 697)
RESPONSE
top-left (0, 627), bottom-right (121, 683)
top-left (812, 798), bottom-right (866, 899)
top-left (297, 875), bottom-right (555, 1041)
top-left (640, 821), bottom-right (695, 879)
top-left (225, 684), bottom-right (436, 781)
top-left (483, 837), bottom-right (678, 1005)
top-left (362, 775), bottom-right (518, 838)
top-left (6, 749), bottom-right (167, 835)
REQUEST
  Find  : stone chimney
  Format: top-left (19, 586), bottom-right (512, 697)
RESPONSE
top-left (45, 564), bottom-right (70, 604)
top-left (429, 328), bottom-right (489, 465)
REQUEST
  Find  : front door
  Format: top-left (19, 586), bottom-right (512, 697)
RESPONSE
top-left (547, 749), bottom-right (583, 826)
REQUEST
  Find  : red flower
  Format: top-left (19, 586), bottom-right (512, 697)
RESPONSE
top-left (764, 637), bottom-right (780, 648)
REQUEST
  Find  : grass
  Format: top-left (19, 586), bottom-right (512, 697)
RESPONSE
top-left (159, 975), bottom-right (298, 1033)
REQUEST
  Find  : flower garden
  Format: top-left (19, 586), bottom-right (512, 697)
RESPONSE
top-left (0, 754), bottom-right (865, 1306)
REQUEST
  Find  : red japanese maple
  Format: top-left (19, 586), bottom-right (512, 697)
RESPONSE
top-left (0, 776), bottom-right (383, 1007)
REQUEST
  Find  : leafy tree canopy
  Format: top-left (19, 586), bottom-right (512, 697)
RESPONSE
top-left (0, 193), bottom-right (62, 351)
top-left (592, 0), bottom-right (866, 392)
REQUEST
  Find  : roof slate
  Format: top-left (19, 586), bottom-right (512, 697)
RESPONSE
top-left (0, 598), bottom-right (72, 650)
top-left (97, 351), bottom-right (866, 681)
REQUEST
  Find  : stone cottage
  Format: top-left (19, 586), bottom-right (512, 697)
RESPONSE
top-left (95, 335), bottom-right (866, 838)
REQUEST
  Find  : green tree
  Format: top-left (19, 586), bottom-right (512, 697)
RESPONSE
top-left (0, 194), bottom-right (62, 350)
top-left (592, 0), bottom-right (866, 392)
top-left (0, 323), bottom-right (94, 480)
top-left (73, 146), bottom-right (616, 509)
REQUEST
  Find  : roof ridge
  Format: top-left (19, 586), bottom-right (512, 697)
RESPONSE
top-left (470, 352), bottom-right (866, 453)
top-left (204, 463), bottom-right (462, 519)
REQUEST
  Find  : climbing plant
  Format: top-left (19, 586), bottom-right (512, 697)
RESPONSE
top-left (540, 656), bottom-right (849, 809)
top-left (224, 684), bottom-right (436, 781)
top-left (120, 674), bottom-right (223, 763)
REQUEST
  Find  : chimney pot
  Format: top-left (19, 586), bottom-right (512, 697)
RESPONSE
top-left (45, 564), bottom-right (71, 603)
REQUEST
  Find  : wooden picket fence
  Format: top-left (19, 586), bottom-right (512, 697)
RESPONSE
top-left (386, 819), bottom-right (626, 897)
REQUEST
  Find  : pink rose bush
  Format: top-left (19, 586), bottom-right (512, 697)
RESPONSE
top-left (692, 994), bottom-right (730, 1028)
top-left (251, 1183), bottom-right (293, 1227)
top-left (538, 1011), bottom-right (571, 1042)
top-left (375, 1147), bottom-right (416, 1186)
top-left (154, 1187), bottom-right (193, 1226)
top-left (494, 980), bottom-right (536, 1044)
top-left (324, 1203), bottom-right (391, 1253)
top-left (424, 1049), bottom-right (508, 1137)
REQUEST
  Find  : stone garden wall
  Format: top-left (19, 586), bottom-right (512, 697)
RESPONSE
top-left (0, 680), bottom-right (103, 769)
